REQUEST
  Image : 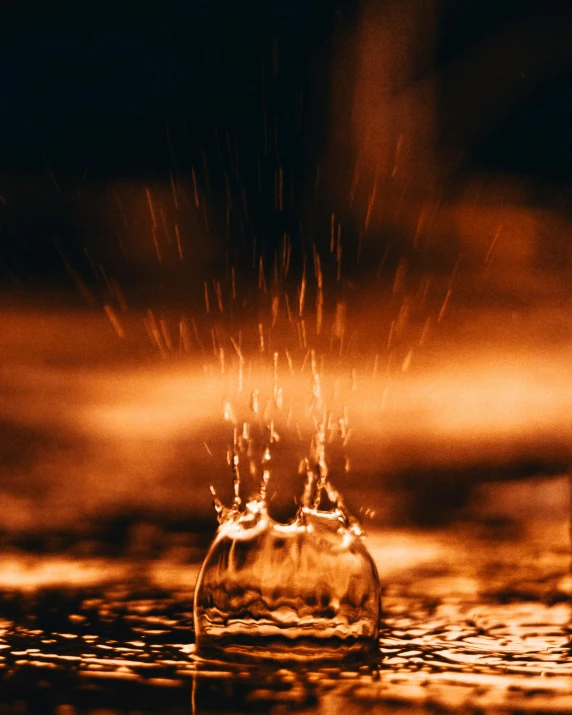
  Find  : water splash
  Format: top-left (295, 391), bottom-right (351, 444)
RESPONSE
top-left (193, 378), bottom-right (381, 662)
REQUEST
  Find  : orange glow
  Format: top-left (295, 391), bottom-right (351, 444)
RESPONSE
top-left (0, 555), bottom-right (200, 591)
top-left (1, 304), bottom-right (572, 534)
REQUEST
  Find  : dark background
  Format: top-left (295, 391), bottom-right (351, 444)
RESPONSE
top-left (0, 0), bottom-right (570, 173)
top-left (1, 0), bottom-right (572, 293)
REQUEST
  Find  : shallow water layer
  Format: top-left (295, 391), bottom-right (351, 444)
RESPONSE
top-left (0, 517), bottom-right (571, 714)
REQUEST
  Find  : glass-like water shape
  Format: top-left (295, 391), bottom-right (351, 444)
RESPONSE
top-left (193, 498), bottom-right (381, 662)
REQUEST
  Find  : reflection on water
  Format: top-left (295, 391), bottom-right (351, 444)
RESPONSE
top-left (0, 516), bottom-right (570, 713)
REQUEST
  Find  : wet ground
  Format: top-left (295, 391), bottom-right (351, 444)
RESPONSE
top-left (0, 506), bottom-right (570, 714)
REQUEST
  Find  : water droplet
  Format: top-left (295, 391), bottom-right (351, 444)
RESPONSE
top-left (194, 385), bottom-right (381, 662)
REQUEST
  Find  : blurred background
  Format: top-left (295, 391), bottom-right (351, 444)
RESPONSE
top-left (1, 0), bottom-right (572, 564)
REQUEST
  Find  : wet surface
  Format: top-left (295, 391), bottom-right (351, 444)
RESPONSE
top-left (1, 304), bottom-right (572, 712)
top-left (0, 515), bottom-right (570, 713)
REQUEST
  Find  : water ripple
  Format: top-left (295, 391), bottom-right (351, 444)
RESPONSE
top-left (0, 524), bottom-right (571, 713)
